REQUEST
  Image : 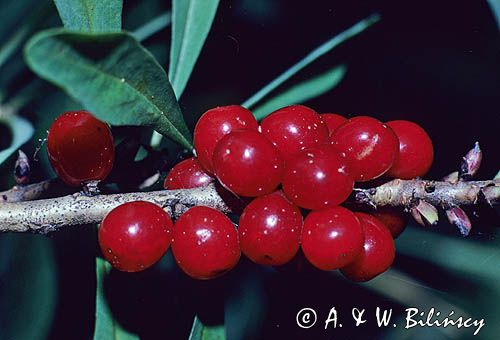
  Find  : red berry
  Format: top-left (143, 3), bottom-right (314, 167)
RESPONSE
top-left (321, 113), bottom-right (347, 135)
top-left (331, 116), bottom-right (398, 182)
top-left (260, 105), bottom-right (329, 162)
top-left (47, 110), bottom-right (114, 187)
top-left (194, 105), bottom-right (258, 173)
top-left (341, 212), bottom-right (395, 282)
top-left (386, 120), bottom-right (434, 179)
top-left (172, 206), bottom-right (240, 279)
top-left (239, 191), bottom-right (302, 266)
top-left (164, 157), bottom-right (213, 190)
top-left (213, 130), bottom-right (283, 197)
top-left (372, 207), bottom-right (408, 238)
top-left (98, 201), bottom-right (173, 272)
top-left (282, 144), bottom-right (354, 210)
top-left (302, 207), bottom-right (363, 271)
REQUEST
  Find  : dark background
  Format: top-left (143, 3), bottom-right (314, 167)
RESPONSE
top-left (0, 0), bottom-right (499, 339)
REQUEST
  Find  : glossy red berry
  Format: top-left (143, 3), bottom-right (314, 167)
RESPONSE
top-left (372, 207), bottom-right (408, 238)
top-left (341, 212), bottom-right (395, 282)
top-left (98, 201), bottom-right (173, 272)
top-left (302, 207), bottom-right (363, 271)
top-left (321, 113), bottom-right (347, 135)
top-left (212, 130), bottom-right (283, 197)
top-left (164, 157), bottom-right (213, 190)
top-left (282, 144), bottom-right (354, 210)
top-left (386, 120), bottom-right (434, 179)
top-left (47, 110), bottom-right (114, 187)
top-left (260, 105), bottom-right (329, 162)
top-left (172, 206), bottom-right (240, 279)
top-left (331, 116), bottom-right (398, 182)
top-left (194, 105), bottom-right (258, 174)
top-left (238, 191), bottom-right (302, 266)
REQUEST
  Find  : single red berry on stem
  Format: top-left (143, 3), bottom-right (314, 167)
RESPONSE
top-left (164, 157), bottom-right (213, 190)
top-left (302, 207), bottom-right (363, 271)
top-left (321, 113), bottom-right (347, 135)
top-left (260, 105), bottom-right (329, 162)
top-left (372, 207), bottom-right (408, 238)
top-left (239, 191), bottom-right (302, 266)
top-left (47, 110), bottom-right (114, 187)
top-left (194, 105), bottom-right (258, 173)
top-left (213, 130), bottom-right (283, 197)
top-left (98, 201), bottom-right (174, 272)
top-left (172, 206), bottom-right (240, 280)
top-left (331, 116), bottom-right (398, 182)
top-left (282, 144), bottom-right (354, 210)
top-left (386, 120), bottom-right (434, 179)
top-left (341, 212), bottom-right (395, 282)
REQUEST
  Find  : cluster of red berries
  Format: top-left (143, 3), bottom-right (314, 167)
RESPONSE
top-left (46, 106), bottom-right (434, 281)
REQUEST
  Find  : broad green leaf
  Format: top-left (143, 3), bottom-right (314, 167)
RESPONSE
top-left (252, 65), bottom-right (346, 120)
top-left (0, 235), bottom-right (56, 340)
top-left (94, 257), bottom-right (139, 340)
top-left (53, 0), bottom-right (123, 33)
top-left (189, 315), bottom-right (226, 340)
top-left (169, 0), bottom-right (220, 98)
top-left (0, 113), bottom-right (34, 165)
top-left (24, 29), bottom-right (192, 149)
top-left (242, 14), bottom-right (380, 109)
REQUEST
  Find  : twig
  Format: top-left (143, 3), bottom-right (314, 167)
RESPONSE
top-left (0, 183), bottom-right (229, 233)
top-left (0, 179), bottom-right (58, 203)
top-left (352, 179), bottom-right (499, 208)
top-left (0, 178), bottom-right (497, 234)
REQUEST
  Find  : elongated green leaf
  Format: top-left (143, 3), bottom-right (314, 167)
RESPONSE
top-left (94, 257), bottom-right (139, 340)
top-left (252, 65), bottom-right (346, 120)
top-left (169, 0), bottom-right (220, 98)
top-left (0, 235), bottom-right (56, 340)
top-left (0, 113), bottom-right (34, 165)
top-left (53, 0), bottom-right (123, 33)
top-left (189, 316), bottom-right (226, 340)
top-left (242, 14), bottom-right (380, 109)
top-left (24, 29), bottom-right (192, 149)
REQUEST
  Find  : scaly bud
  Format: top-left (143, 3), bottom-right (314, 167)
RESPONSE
top-left (14, 150), bottom-right (30, 185)
top-left (411, 200), bottom-right (439, 226)
top-left (459, 142), bottom-right (482, 180)
top-left (446, 206), bottom-right (472, 236)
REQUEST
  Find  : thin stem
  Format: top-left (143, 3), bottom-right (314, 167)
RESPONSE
top-left (241, 13), bottom-right (380, 109)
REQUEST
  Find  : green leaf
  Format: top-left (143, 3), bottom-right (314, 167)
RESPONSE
top-left (169, 0), bottom-right (220, 98)
top-left (0, 235), bottom-right (56, 340)
top-left (189, 315), bottom-right (226, 340)
top-left (24, 29), bottom-right (192, 149)
top-left (242, 14), bottom-right (380, 109)
top-left (53, 0), bottom-right (123, 33)
top-left (0, 113), bottom-right (34, 165)
top-left (252, 65), bottom-right (347, 120)
top-left (94, 257), bottom-right (139, 340)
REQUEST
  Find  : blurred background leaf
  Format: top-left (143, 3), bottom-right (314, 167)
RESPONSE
top-left (94, 258), bottom-right (139, 340)
top-left (0, 114), bottom-right (34, 165)
top-left (252, 65), bottom-right (347, 120)
top-left (53, 0), bottom-right (123, 33)
top-left (241, 14), bottom-right (379, 110)
top-left (189, 316), bottom-right (225, 340)
top-left (0, 234), bottom-right (56, 340)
